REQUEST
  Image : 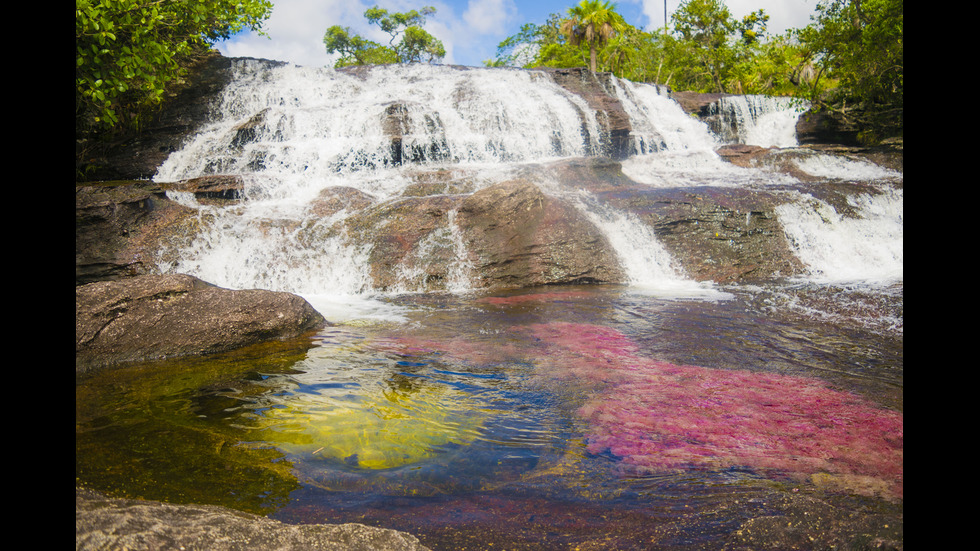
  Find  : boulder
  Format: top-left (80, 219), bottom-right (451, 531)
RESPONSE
top-left (76, 274), bottom-right (325, 372)
top-left (76, 487), bottom-right (430, 551)
top-left (543, 157), bottom-right (805, 283)
top-left (458, 179), bottom-right (625, 288)
top-left (344, 194), bottom-right (467, 292)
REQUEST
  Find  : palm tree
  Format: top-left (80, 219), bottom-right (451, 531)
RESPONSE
top-left (560, 0), bottom-right (627, 73)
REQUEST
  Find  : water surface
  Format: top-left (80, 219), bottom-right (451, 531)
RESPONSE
top-left (76, 283), bottom-right (902, 550)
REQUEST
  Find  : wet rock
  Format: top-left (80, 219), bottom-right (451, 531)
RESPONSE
top-left (76, 182), bottom-right (197, 285)
top-left (608, 185), bottom-right (805, 283)
top-left (715, 144), bottom-right (774, 168)
top-left (309, 186), bottom-right (377, 219)
top-left (458, 180), bottom-right (625, 289)
top-left (163, 174), bottom-right (248, 203)
top-left (76, 274), bottom-right (325, 372)
top-left (76, 487), bottom-right (431, 551)
top-left (344, 194), bottom-right (466, 292)
top-left (796, 108), bottom-right (861, 146)
top-left (541, 157), bottom-right (805, 283)
top-left (537, 67), bottom-right (632, 159)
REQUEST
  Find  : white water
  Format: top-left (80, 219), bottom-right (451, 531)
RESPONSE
top-left (711, 95), bottom-right (810, 148)
top-left (776, 188), bottom-right (904, 285)
top-left (153, 61), bottom-right (900, 318)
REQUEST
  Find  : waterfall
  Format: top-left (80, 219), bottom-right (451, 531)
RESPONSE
top-left (705, 95), bottom-right (810, 148)
top-left (608, 78), bottom-right (719, 155)
top-left (776, 188), bottom-right (903, 285)
top-left (155, 60), bottom-right (603, 183)
top-left (151, 61), bottom-right (900, 314)
top-left (573, 193), bottom-right (731, 299)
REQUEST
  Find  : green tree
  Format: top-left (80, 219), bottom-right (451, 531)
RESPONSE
top-left (560, 0), bottom-right (627, 73)
top-left (795, 0), bottom-right (902, 135)
top-left (668, 0), bottom-right (760, 92)
top-left (324, 6), bottom-right (445, 68)
top-left (76, 0), bottom-right (272, 134)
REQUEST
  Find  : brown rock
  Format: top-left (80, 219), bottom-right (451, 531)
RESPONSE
top-left (76, 274), bottom-right (325, 372)
top-left (75, 182), bottom-right (196, 285)
top-left (458, 180), bottom-right (625, 289)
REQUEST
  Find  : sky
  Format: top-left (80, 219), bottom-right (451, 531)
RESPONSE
top-left (217, 0), bottom-right (820, 69)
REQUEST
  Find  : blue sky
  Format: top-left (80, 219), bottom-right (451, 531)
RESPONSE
top-left (217, 0), bottom-right (819, 69)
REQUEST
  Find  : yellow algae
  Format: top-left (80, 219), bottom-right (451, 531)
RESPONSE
top-left (255, 377), bottom-right (487, 470)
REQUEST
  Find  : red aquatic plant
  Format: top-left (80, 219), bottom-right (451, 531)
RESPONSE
top-left (524, 323), bottom-right (903, 498)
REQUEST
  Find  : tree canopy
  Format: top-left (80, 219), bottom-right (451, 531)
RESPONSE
top-left (75, 0), bottom-right (273, 135)
top-left (324, 6), bottom-right (445, 67)
top-left (560, 0), bottom-right (627, 73)
top-left (795, 0), bottom-right (903, 136)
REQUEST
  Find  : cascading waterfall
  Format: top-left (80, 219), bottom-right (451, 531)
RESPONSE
top-left (706, 94), bottom-right (810, 148)
top-left (776, 188), bottom-right (904, 285)
top-left (153, 60), bottom-right (899, 314)
top-left (155, 60), bottom-right (603, 181)
top-left (608, 77), bottom-right (719, 155)
top-left (573, 192), bottom-right (730, 299)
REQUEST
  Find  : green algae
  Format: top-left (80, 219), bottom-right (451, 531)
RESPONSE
top-left (75, 339), bottom-right (313, 515)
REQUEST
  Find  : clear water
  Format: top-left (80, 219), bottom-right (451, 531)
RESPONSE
top-left (76, 284), bottom-right (902, 549)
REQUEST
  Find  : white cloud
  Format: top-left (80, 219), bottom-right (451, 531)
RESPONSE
top-left (462, 0), bottom-right (518, 35)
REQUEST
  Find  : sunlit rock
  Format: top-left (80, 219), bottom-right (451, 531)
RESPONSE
top-left (76, 274), bottom-right (325, 371)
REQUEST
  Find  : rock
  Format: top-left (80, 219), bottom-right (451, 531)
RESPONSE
top-left (796, 108), bottom-right (861, 146)
top-left (76, 487), bottom-right (430, 551)
top-left (723, 493), bottom-right (903, 551)
top-left (75, 182), bottom-right (197, 285)
top-left (540, 157), bottom-right (805, 283)
top-left (163, 174), bottom-right (248, 203)
top-left (669, 90), bottom-right (733, 115)
top-left (309, 186), bottom-right (377, 219)
top-left (714, 144), bottom-right (774, 168)
top-left (76, 274), bottom-right (325, 372)
top-left (344, 194), bottom-right (467, 292)
top-left (79, 52), bottom-right (243, 180)
top-left (536, 67), bottom-right (633, 159)
top-left (458, 179), bottom-right (625, 288)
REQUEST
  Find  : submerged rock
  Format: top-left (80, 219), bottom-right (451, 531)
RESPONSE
top-left (75, 274), bottom-right (325, 372)
top-left (76, 487), bottom-right (430, 551)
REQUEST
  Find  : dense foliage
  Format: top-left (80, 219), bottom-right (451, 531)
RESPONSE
top-left (323, 6), bottom-right (445, 67)
top-left (75, 0), bottom-right (272, 136)
top-left (795, 0), bottom-right (903, 137)
top-left (488, 0), bottom-right (902, 139)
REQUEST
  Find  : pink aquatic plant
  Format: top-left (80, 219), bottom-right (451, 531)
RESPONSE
top-left (524, 323), bottom-right (903, 498)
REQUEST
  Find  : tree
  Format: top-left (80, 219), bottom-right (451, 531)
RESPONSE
top-left (76, 0), bottom-right (273, 134)
top-left (324, 6), bottom-right (445, 67)
top-left (560, 0), bottom-right (627, 73)
top-left (795, 0), bottom-right (902, 135)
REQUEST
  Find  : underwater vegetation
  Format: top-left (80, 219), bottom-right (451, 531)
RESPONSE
top-left (523, 322), bottom-right (903, 499)
top-left (251, 373), bottom-right (487, 470)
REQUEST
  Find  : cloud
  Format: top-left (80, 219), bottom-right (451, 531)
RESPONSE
top-left (462, 0), bottom-right (518, 35)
